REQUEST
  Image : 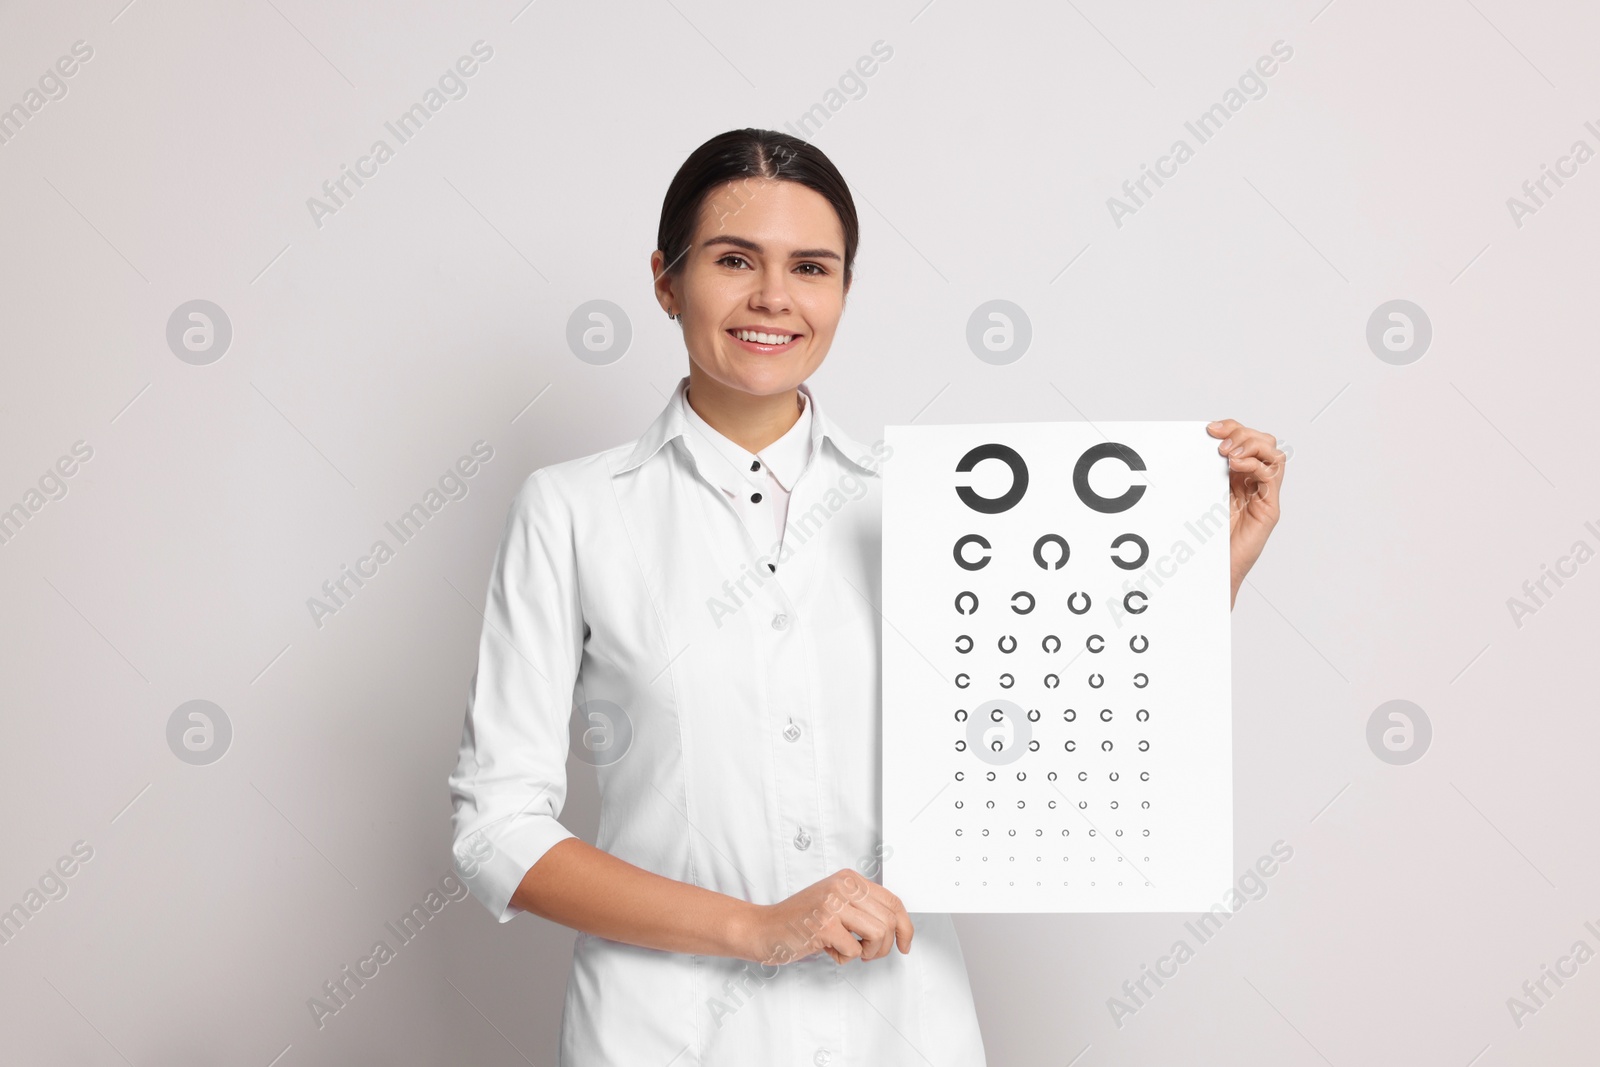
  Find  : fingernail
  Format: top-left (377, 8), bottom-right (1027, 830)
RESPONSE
top-left (1219, 438), bottom-right (1233, 450)
top-left (1207, 420), bottom-right (1223, 429)
top-left (1230, 445), bottom-right (1245, 456)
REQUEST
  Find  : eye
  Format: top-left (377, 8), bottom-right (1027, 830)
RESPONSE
top-left (716, 254), bottom-right (751, 270)
top-left (795, 262), bottom-right (828, 276)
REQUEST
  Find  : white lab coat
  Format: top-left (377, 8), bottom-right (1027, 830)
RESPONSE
top-left (449, 374), bottom-right (987, 1065)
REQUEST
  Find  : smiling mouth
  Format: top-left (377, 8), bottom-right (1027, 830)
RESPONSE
top-left (727, 328), bottom-right (800, 350)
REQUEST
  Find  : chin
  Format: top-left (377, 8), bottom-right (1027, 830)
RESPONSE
top-left (715, 353), bottom-right (810, 391)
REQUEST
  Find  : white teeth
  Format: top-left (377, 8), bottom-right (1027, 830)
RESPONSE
top-left (734, 329), bottom-right (794, 345)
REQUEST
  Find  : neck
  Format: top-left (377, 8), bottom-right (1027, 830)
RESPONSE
top-left (684, 369), bottom-right (805, 454)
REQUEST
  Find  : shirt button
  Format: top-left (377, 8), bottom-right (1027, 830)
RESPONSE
top-left (750, 459), bottom-right (761, 471)
top-left (793, 827), bottom-right (811, 850)
top-left (783, 721), bottom-right (802, 742)
top-left (751, 492), bottom-right (762, 503)
top-left (813, 1051), bottom-right (832, 1067)
top-left (771, 613), bottom-right (789, 630)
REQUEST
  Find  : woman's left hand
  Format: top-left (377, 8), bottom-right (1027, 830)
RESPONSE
top-left (1206, 419), bottom-right (1286, 609)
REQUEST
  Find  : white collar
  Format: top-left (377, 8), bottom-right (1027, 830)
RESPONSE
top-left (679, 382), bottom-right (812, 495)
top-left (615, 374), bottom-right (881, 483)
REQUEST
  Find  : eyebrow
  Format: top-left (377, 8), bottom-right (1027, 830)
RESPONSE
top-left (700, 235), bottom-right (842, 262)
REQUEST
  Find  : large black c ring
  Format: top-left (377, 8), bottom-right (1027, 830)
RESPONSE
top-left (1067, 591), bottom-right (1091, 614)
top-left (1073, 442), bottom-right (1147, 514)
top-left (955, 443), bottom-right (1028, 514)
top-left (1124, 590), bottom-right (1148, 615)
top-left (954, 591), bottom-right (979, 615)
top-left (1011, 591), bottom-right (1035, 614)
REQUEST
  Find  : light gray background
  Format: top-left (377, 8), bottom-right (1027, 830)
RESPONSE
top-left (2, 0), bottom-right (1595, 1064)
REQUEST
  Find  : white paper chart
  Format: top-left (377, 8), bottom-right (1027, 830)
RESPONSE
top-left (882, 421), bottom-right (1232, 913)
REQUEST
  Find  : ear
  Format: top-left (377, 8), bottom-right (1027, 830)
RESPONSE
top-left (651, 249), bottom-right (676, 315)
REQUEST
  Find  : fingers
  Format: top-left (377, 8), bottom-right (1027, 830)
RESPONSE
top-left (820, 927), bottom-right (859, 964)
top-left (892, 900), bottom-right (914, 954)
top-left (861, 883), bottom-right (913, 956)
top-left (1226, 454), bottom-right (1281, 508)
top-left (1217, 428), bottom-right (1286, 487)
top-left (1215, 426), bottom-right (1277, 458)
top-left (1226, 450), bottom-right (1283, 481)
top-left (861, 889), bottom-right (916, 960)
top-left (1209, 422), bottom-right (1286, 468)
top-left (820, 880), bottom-right (914, 965)
top-left (837, 900), bottom-right (893, 961)
top-left (1230, 436), bottom-right (1285, 474)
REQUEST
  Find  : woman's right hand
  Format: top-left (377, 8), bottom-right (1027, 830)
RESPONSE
top-left (737, 868), bottom-right (914, 966)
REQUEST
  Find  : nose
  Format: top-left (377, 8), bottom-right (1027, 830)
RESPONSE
top-left (751, 263), bottom-right (793, 315)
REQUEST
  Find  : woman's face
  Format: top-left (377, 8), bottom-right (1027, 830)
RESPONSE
top-left (654, 177), bottom-right (849, 399)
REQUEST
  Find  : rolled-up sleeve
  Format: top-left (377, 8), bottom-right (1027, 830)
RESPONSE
top-left (449, 467), bottom-right (583, 923)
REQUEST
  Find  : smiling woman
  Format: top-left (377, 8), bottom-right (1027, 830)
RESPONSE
top-left (447, 128), bottom-right (994, 1067)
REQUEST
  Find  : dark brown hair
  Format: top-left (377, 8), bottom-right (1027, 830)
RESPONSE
top-left (656, 128), bottom-right (860, 289)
